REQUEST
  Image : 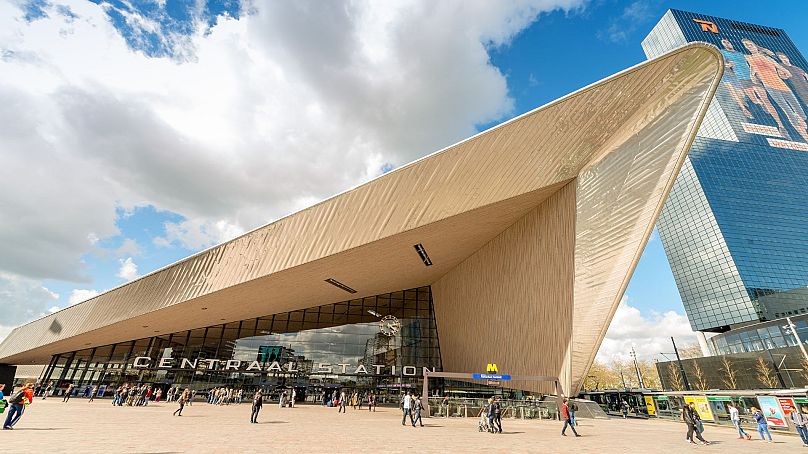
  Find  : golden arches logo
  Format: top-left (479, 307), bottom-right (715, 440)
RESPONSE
top-left (486, 363), bottom-right (499, 373)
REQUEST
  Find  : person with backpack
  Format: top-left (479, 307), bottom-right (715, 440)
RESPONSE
top-left (682, 402), bottom-right (710, 445)
top-left (3, 383), bottom-right (34, 430)
top-left (491, 396), bottom-right (503, 433)
top-left (791, 406), bottom-right (808, 446)
top-left (412, 395), bottom-right (424, 427)
top-left (561, 398), bottom-right (580, 437)
top-left (569, 399), bottom-right (578, 427)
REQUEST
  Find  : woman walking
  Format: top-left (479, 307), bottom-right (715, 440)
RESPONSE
top-left (752, 407), bottom-right (773, 442)
top-left (173, 389), bottom-right (189, 416)
top-left (251, 390), bottom-right (263, 423)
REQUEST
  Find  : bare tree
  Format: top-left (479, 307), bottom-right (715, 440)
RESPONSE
top-left (691, 362), bottom-right (709, 390)
top-left (666, 363), bottom-right (684, 391)
top-left (801, 358), bottom-right (808, 386)
top-left (755, 357), bottom-right (780, 388)
top-left (678, 344), bottom-right (703, 359)
top-left (719, 356), bottom-right (738, 390)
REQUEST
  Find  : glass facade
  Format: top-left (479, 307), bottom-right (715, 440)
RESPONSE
top-left (643, 10), bottom-right (808, 332)
top-left (38, 286), bottom-right (443, 401)
top-left (709, 315), bottom-right (808, 355)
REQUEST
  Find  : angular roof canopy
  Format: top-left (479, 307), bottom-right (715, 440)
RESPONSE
top-left (0, 44), bottom-right (723, 394)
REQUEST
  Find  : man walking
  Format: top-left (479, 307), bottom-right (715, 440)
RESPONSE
top-left (250, 390), bottom-right (263, 424)
top-left (683, 402), bottom-right (710, 445)
top-left (728, 402), bottom-right (751, 440)
top-left (3, 383), bottom-right (34, 430)
top-left (401, 392), bottom-right (415, 426)
top-left (791, 406), bottom-right (808, 446)
top-left (412, 395), bottom-right (424, 427)
top-left (561, 398), bottom-right (580, 437)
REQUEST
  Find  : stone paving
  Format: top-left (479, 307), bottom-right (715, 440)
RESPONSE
top-left (0, 398), bottom-right (803, 453)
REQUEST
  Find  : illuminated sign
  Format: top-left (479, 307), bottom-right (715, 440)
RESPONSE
top-left (486, 363), bottom-right (499, 373)
top-left (473, 373), bottom-right (511, 380)
top-left (693, 19), bottom-right (718, 34)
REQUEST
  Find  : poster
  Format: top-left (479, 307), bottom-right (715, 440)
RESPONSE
top-left (644, 396), bottom-right (656, 416)
top-left (777, 397), bottom-right (796, 415)
top-left (684, 396), bottom-right (714, 421)
top-left (757, 396), bottom-right (787, 428)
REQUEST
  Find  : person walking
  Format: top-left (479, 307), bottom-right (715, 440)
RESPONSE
top-left (683, 402), bottom-right (709, 445)
top-left (3, 383), bottom-right (34, 430)
top-left (338, 389), bottom-right (347, 414)
top-left (569, 399), bottom-right (577, 427)
top-left (727, 402), bottom-right (751, 440)
top-left (291, 388), bottom-right (296, 408)
top-left (561, 398), bottom-right (580, 437)
top-left (413, 395), bottom-right (424, 427)
top-left (790, 406), bottom-right (808, 446)
top-left (401, 392), bottom-right (415, 426)
top-left (620, 400), bottom-right (628, 419)
top-left (88, 386), bottom-right (97, 403)
top-left (368, 393), bottom-right (375, 412)
top-left (173, 389), bottom-right (189, 416)
top-left (63, 383), bottom-right (74, 402)
top-left (42, 381), bottom-right (53, 400)
top-left (752, 407), bottom-right (773, 442)
top-left (250, 390), bottom-right (263, 424)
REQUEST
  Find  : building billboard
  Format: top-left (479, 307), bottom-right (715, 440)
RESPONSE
top-left (684, 395), bottom-right (714, 421)
top-left (757, 396), bottom-right (787, 427)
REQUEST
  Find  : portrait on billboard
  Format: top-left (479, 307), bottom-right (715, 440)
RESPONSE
top-left (717, 35), bottom-right (808, 147)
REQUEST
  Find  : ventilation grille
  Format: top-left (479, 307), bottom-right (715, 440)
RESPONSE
top-left (324, 278), bottom-right (357, 294)
top-left (414, 243), bottom-right (433, 266)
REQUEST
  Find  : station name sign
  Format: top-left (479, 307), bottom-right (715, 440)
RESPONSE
top-left (131, 356), bottom-right (436, 377)
top-left (473, 373), bottom-right (511, 380)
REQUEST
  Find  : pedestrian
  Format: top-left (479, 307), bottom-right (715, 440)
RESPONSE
top-left (792, 406), bottom-right (808, 446)
top-left (189, 389), bottom-right (196, 406)
top-left (569, 399), bottom-right (577, 427)
top-left (251, 390), bottom-right (263, 424)
top-left (620, 400), bottom-right (628, 418)
top-left (369, 393), bottom-right (376, 412)
top-left (413, 395), bottom-right (424, 427)
top-left (155, 388), bottom-right (162, 403)
top-left (752, 407), bottom-right (773, 442)
top-left (63, 383), bottom-right (74, 402)
top-left (493, 396), bottom-right (503, 433)
top-left (338, 389), bottom-right (347, 414)
top-left (561, 398), bottom-right (580, 437)
top-left (3, 383), bottom-right (34, 430)
top-left (88, 386), bottom-right (97, 403)
top-left (291, 388), bottom-right (296, 408)
top-left (683, 402), bottom-right (709, 445)
top-left (173, 389), bottom-right (189, 416)
top-left (401, 391), bottom-right (415, 426)
top-left (42, 381), bottom-right (53, 400)
top-left (727, 402), bottom-right (751, 440)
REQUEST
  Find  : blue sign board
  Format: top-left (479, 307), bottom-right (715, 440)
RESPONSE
top-left (473, 373), bottom-right (511, 380)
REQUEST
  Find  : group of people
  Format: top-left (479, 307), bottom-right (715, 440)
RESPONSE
top-left (207, 387), bottom-right (243, 405)
top-left (400, 391), bottom-right (424, 427)
top-left (109, 383), bottom-right (191, 407)
top-left (324, 389), bottom-right (377, 411)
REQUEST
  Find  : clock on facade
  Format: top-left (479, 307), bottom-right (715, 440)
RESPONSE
top-left (379, 315), bottom-right (401, 336)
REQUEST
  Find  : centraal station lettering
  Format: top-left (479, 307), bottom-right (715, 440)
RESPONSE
top-left (132, 357), bottom-right (436, 377)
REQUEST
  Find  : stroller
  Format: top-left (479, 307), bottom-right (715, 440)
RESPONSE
top-left (478, 407), bottom-right (491, 432)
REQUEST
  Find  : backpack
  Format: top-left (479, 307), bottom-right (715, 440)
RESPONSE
top-left (9, 389), bottom-right (26, 405)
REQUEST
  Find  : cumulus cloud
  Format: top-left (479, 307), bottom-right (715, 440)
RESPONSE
top-left (68, 288), bottom-right (100, 306)
top-left (0, 0), bottom-right (586, 339)
top-left (116, 257), bottom-right (139, 281)
top-left (596, 297), bottom-right (697, 363)
top-left (0, 273), bottom-right (60, 336)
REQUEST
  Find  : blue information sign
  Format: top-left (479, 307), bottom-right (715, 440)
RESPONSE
top-left (472, 373), bottom-right (511, 380)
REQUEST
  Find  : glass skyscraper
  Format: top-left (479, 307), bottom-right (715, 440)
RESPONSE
top-left (644, 10), bottom-right (808, 332)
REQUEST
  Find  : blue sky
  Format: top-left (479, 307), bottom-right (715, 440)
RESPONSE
top-left (3, 0), bottom-right (807, 359)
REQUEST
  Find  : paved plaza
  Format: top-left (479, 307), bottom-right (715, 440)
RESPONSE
top-left (0, 399), bottom-right (804, 453)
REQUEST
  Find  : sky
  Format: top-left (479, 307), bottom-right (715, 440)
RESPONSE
top-left (1, 0), bottom-right (807, 364)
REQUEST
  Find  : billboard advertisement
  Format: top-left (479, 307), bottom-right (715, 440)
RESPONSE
top-left (756, 396), bottom-right (787, 427)
top-left (777, 397), bottom-right (797, 415)
top-left (684, 395), bottom-right (714, 421)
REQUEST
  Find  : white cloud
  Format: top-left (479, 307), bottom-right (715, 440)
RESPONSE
top-left (68, 288), bottom-right (100, 306)
top-left (596, 297), bottom-right (698, 363)
top-left (0, 273), bottom-right (60, 338)
top-left (0, 0), bottom-right (584, 284)
top-left (115, 238), bottom-right (141, 257)
top-left (155, 218), bottom-right (244, 251)
top-left (116, 257), bottom-right (139, 281)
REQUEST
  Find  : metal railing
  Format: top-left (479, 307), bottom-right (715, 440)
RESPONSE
top-left (427, 397), bottom-right (560, 420)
